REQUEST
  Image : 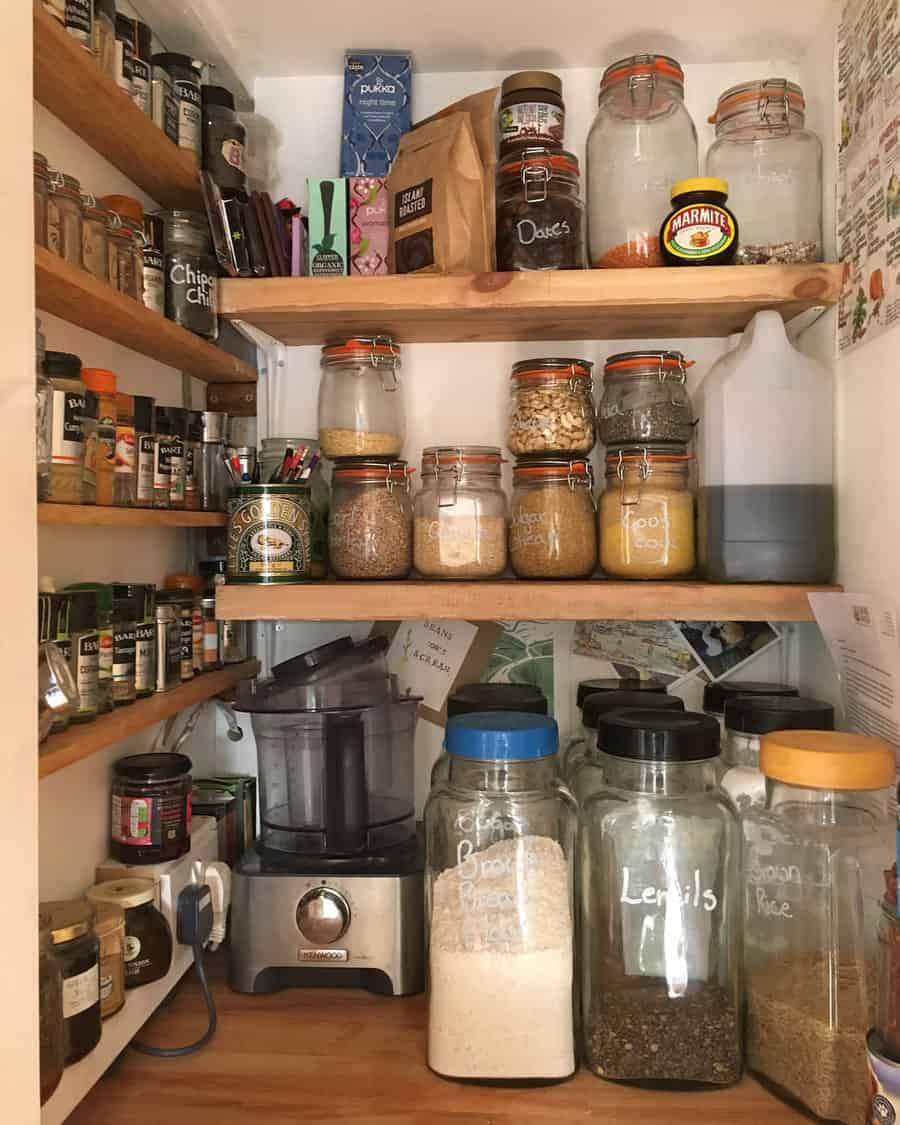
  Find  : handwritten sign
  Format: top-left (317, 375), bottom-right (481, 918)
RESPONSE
top-left (387, 620), bottom-right (478, 711)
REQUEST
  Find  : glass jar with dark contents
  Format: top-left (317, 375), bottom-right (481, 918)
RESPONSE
top-left (86, 879), bottom-right (173, 990)
top-left (161, 211), bottom-right (218, 340)
top-left (40, 900), bottom-right (101, 1065)
top-left (39, 926), bottom-right (64, 1104)
top-left (499, 71), bottom-right (565, 157)
top-left (496, 148), bottom-right (584, 271)
top-left (110, 752), bottom-right (192, 864)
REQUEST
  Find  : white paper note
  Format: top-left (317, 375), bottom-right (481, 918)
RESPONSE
top-left (387, 620), bottom-right (478, 711)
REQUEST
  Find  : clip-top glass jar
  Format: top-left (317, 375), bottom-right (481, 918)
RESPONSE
top-left (80, 195), bottom-right (110, 283)
top-left (706, 79), bottom-right (823, 264)
top-left (318, 337), bottom-right (404, 459)
top-left (743, 732), bottom-right (896, 1124)
top-left (599, 351), bottom-right (695, 446)
top-left (509, 457), bottom-right (596, 578)
top-left (426, 713), bottom-right (576, 1082)
top-left (507, 357), bottom-right (595, 455)
top-left (581, 709), bottom-right (742, 1086)
top-left (587, 54), bottom-right (698, 268)
top-left (413, 446), bottom-right (508, 579)
top-left (47, 170), bottom-right (84, 266)
top-left (496, 147), bottom-right (585, 271)
top-left (161, 210), bottom-right (218, 339)
top-left (329, 457), bottom-right (414, 579)
top-left (599, 445), bottom-right (695, 578)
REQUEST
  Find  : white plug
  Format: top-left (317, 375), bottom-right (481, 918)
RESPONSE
top-left (199, 861), bottom-right (232, 951)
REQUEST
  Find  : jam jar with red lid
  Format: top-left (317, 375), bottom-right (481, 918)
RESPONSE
top-left (110, 751), bottom-right (192, 864)
top-left (497, 148), bottom-right (585, 271)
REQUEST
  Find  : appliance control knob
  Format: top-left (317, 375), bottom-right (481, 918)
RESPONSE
top-left (296, 887), bottom-right (350, 945)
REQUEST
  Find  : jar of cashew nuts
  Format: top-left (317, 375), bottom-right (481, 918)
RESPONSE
top-left (507, 357), bottom-right (595, 455)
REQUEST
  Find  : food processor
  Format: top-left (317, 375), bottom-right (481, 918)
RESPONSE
top-left (228, 636), bottom-right (425, 996)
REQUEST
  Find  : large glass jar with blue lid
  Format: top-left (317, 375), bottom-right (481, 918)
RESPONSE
top-left (425, 712), bottom-right (576, 1083)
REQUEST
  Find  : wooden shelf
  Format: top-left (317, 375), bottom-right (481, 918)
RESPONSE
top-left (39, 660), bottom-right (258, 779)
top-left (218, 264), bottom-right (842, 345)
top-left (34, 3), bottom-right (201, 210)
top-left (39, 504), bottom-right (227, 528)
top-left (216, 581), bottom-right (838, 624)
top-left (36, 247), bottom-right (257, 383)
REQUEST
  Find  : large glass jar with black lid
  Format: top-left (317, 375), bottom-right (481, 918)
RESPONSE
top-left (509, 457), bottom-right (596, 579)
top-left (703, 679), bottom-right (798, 734)
top-left (599, 350), bottom-right (695, 446)
top-left (587, 54), bottom-right (698, 268)
top-left (413, 446), bottom-right (507, 579)
top-left (202, 85), bottom-right (247, 195)
top-left (496, 148), bottom-right (584, 271)
top-left (560, 676), bottom-right (668, 780)
top-left (111, 752), bottom-right (192, 864)
top-left (328, 458), bottom-right (413, 579)
top-left (507, 357), bottom-right (595, 455)
top-left (152, 53), bottom-right (203, 159)
top-left (707, 79), bottom-right (823, 264)
top-left (39, 925), bottom-right (64, 1104)
top-left (580, 709), bottom-right (742, 1085)
top-left (161, 211), bottom-right (218, 339)
top-left (40, 900), bottom-right (101, 1065)
top-left (47, 170), bottom-right (84, 266)
top-left (318, 337), bottom-right (404, 459)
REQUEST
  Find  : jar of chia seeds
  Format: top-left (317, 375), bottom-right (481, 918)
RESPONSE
top-left (599, 351), bottom-right (696, 446)
top-left (161, 211), bottom-right (218, 339)
top-left (227, 484), bottom-right (313, 583)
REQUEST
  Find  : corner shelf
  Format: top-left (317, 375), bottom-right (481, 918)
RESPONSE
top-left (38, 504), bottom-right (227, 528)
top-left (218, 264), bottom-right (842, 345)
top-left (39, 660), bottom-right (258, 779)
top-left (34, 3), bottom-right (201, 211)
top-left (35, 247), bottom-right (257, 383)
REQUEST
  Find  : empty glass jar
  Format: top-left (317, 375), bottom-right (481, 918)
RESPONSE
top-left (318, 337), bottom-right (404, 459)
top-left (598, 350), bottom-right (695, 446)
top-left (329, 458), bottom-right (413, 579)
top-left (509, 457), bottom-right (596, 578)
top-left (507, 357), bottom-right (595, 455)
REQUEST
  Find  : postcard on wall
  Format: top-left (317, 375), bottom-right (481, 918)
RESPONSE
top-left (573, 621), bottom-right (699, 682)
top-left (673, 621), bottom-right (781, 682)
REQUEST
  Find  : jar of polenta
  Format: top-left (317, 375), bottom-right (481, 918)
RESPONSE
top-left (599, 445), bottom-right (695, 579)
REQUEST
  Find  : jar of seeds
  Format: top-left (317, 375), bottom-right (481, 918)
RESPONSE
top-left (509, 457), bottom-right (597, 578)
top-left (508, 358), bottom-right (595, 455)
top-left (329, 458), bottom-right (413, 579)
top-left (598, 351), bottom-right (695, 446)
top-left (318, 337), bottom-right (404, 459)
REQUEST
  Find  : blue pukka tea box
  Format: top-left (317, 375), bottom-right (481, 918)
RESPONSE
top-left (341, 51), bottom-right (412, 177)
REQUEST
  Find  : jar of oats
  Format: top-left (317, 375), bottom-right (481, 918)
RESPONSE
top-left (329, 458), bottom-right (414, 579)
top-left (318, 337), bottom-right (404, 459)
top-left (414, 447), bottom-right (507, 579)
top-left (510, 457), bottom-right (597, 578)
top-left (508, 358), bottom-right (595, 455)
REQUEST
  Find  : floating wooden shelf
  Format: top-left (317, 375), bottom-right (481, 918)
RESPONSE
top-left (216, 582), bottom-right (837, 624)
top-left (35, 247), bottom-right (257, 383)
top-left (39, 660), bottom-right (258, 779)
top-left (38, 504), bottom-right (227, 528)
top-left (33, 3), bottom-right (201, 210)
top-left (218, 264), bottom-right (842, 345)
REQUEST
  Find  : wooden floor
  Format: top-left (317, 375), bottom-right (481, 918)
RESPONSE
top-left (69, 954), bottom-right (808, 1124)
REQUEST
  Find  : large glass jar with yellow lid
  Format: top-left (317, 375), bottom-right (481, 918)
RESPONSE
top-left (599, 445), bottom-right (695, 578)
top-left (509, 457), bottom-right (596, 578)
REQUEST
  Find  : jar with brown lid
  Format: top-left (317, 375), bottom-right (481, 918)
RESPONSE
top-left (510, 457), bottom-right (597, 578)
top-left (111, 751), bottom-right (192, 863)
top-left (47, 170), bottom-right (84, 266)
top-left (81, 368), bottom-right (117, 507)
top-left (508, 357), bottom-right (595, 455)
top-left (499, 71), bottom-right (565, 156)
top-left (329, 458), bottom-right (414, 579)
top-left (40, 900), bottom-right (101, 1065)
top-left (34, 152), bottom-right (50, 248)
top-left (496, 148), bottom-right (585, 271)
top-left (39, 926), bottom-right (64, 1105)
top-left (80, 194), bottom-right (110, 282)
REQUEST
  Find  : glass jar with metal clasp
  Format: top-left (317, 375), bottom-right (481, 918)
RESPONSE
top-left (508, 357), bottom-right (595, 455)
top-left (318, 336), bottom-right (404, 460)
top-left (329, 457), bottom-right (414, 579)
top-left (510, 456), bottom-right (597, 578)
top-left (598, 350), bottom-right (696, 446)
top-left (496, 147), bottom-right (585, 271)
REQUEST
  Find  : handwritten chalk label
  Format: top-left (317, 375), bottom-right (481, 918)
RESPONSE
top-left (620, 866), bottom-right (718, 913)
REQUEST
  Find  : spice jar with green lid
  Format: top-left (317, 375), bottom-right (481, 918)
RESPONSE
top-left (45, 351), bottom-right (86, 505)
top-left (47, 170), bottom-right (84, 266)
top-left (66, 583), bottom-right (114, 712)
top-left (39, 900), bottom-right (101, 1065)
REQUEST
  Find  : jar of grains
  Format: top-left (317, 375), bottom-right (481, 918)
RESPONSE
top-left (414, 446), bottom-right (508, 579)
top-left (34, 152), bottom-right (50, 248)
top-left (599, 445), bottom-right (695, 579)
top-left (318, 337), bottom-right (404, 459)
top-left (509, 457), bottom-right (597, 578)
top-left (496, 148), bottom-right (585, 271)
top-left (508, 357), bottom-right (595, 455)
top-left (329, 458), bottom-right (414, 579)
top-left (47, 170), bottom-right (84, 267)
top-left (80, 195), bottom-right (110, 283)
top-left (598, 350), bottom-right (695, 446)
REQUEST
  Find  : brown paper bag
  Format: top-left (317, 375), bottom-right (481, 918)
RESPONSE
top-left (388, 111), bottom-right (490, 275)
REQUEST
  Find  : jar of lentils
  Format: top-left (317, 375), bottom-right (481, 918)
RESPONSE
top-left (47, 170), bottom-right (84, 266)
top-left (34, 152), bottom-right (50, 248)
top-left (510, 457), bottom-right (597, 578)
top-left (508, 357), bottom-right (595, 455)
top-left (496, 147), bottom-right (585, 271)
top-left (329, 458), bottom-right (413, 579)
top-left (598, 350), bottom-right (695, 446)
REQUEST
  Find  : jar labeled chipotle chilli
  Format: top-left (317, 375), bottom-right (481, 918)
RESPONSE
top-left (508, 358), bottom-right (595, 455)
top-left (496, 148), bottom-right (584, 271)
top-left (499, 71), bottom-right (565, 156)
top-left (599, 350), bottom-right (695, 445)
top-left (111, 751), bottom-right (192, 864)
top-left (510, 458), bottom-right (597, 579)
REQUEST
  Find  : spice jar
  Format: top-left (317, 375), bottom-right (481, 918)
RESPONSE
top-left (34, 152), bottom-right (50, 248)
top-left (744, 732), bottom-right (896, 1124)
top-left (45, 350), bottom-right (86, 505)
top-left (39, 640), bottom-right (78, 741)
top-left (184, 411), bottom-right (203, 511)
top-left (113, 584), bottom-right (155, 698)
top-left (113, 12), bottom-right (134, 95)
top-left (67, 582), bottom-right (114, 712)
top-left (318, 337), bottom-right (404, 458)
top-left (40, 900), bottom-right (101, 1065)
top-left (142, 214), bottom-right (165, 315)
top-left (199, 411), bottom-right (228, 512)
top-left (80, 390), bottom-right (98, 505)
top-left (329, 458), bottom-right (413, 579)
top-left (155, 602), bottom-right (182, 692)
top-left (156, 589), bottom-right (193, 680)
top-left (35, 321), bottom-right (51, 502)
top-left (200, 596), bottom-right (220, 669)
top-left (113, 392), bottom-right (136, 506)
top-left (507, 357), bottom-right (595, 455)
top-left (128, 20), bottom-right (153, 116)
top-left (111, 594), bottom-right (137, 706)
top-left (587, 54), bottom-right (698, 268)
top-left (152, 406), bottom-right (175, 509)
top-left (162, 211), bottom-right (218, 339)
top-left (509, 457), bottom-right (597, 578)
top-left (81, 368), bottom-right (117, 506)
top-left (153, 53), bottom-right (203, 160)
top-left (598, 351), bottom-right (695, 446)
top-left (581, 710), bottom-right (741, 1085)
top-left (111, 752), bottom-right (193, 864)
top-left (661, 178), bottom-right (738, 266)
top-left (167, 406), bottom-right (187, 509)
top-left (47, 171), bottom-right (84, 267)
top-left (496, 148), bottom-right (584, 271)
top-left (413, 446), bottom-right (508, 579)
top-left (152, 62), bottom-right (180, 143)
top-left (87, 879), bottom-right (173, 989)
top-left (92, 0), bottom-right (116, 79)
top-left (707, 79), bottom-right (823, 264)
top-left (559, 676), bottom-right (669, 782)
top-left (499, 71), bottom-right (565, 156)
top-left (133, 395), bottom-right (156, 508)
top-left (80, 195), bottom-right (110, 282)
top-left (202, 85), bottom-right (247, 195)
top-left (92, 902), bottom-right (125, 1018)
top-left (599, 445), bottom-right (695, 579)
top-left (39, 926), bottom-right (64, 1105)
top-left (425, 713), bottom-right (576, 1082)
top-left (66, 588), bottom-right (100, 723)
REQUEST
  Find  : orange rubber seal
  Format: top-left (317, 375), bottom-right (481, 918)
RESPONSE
top-left (605, 357), bottom-right (695, 373)
top-left (710, 87), bottom-right (805, 125)
top-left (602, 57), bottom-right (684, 89)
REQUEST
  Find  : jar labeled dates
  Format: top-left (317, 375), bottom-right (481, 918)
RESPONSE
top-left (508, 358), bottom-right (595, 455)
top-left (599, 351), bottom-right (695, 445)
top-left (499, 71), bottom-right (565, 156)
top-left (497, 148), bottom-right (584, 271)
top-left (510, 458), bottom-right (597, 579)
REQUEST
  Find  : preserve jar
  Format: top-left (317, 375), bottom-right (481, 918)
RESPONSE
top-left (318, 337), bottom-right (404, 459)
top-left (47, 171), bottom-right (84, 266)
top-left (507, 357), bottom-right (595, 455)
top-left (80, 195), bottom-right (110, 283)
top-left (40, 900), bottom-right (101, 1065)
top-left (509, 457), bottom-right (597, 578)
top-left (581, 710), bottom-right (742, 1085)
top-left (34, 152), bottom-right (50, 248)
top-left (91, 902), bottom-right (125, 1018)
top-left (743, 732), bottom-right (896, 1124)
top-left (560, 676), bottom-right (668, 780)
top-left (161, 211), bottom-right (218, 340)
top-left (499, 71), bottom-right (565, 156)
top-left (329, 458), bottom-right (414, 579)
top-left (110, 751), bottom-right (192, 864)
top-left (719, 694), bottom-right (834, 813)
top-left (426, 713), bottom-right (576, 1082)
top-left (39, 926), bottom-right (64, 1105)
top-left (413, 446), bottom-right (508, 579)
top-left (703, 678), bottom-right (798, 735)
top-left (81, 368), bottom-right (117, 507)
top-left (599, 445), bottom-right (695, 578)
top-left (707, 79), bottom-right (823, 264)
top-left (587, 54), bottom-right (698, 268)
top-left (496, 148), bottom-right (585, 271)
top-left (86, 879), bottom-right (173, 989)
top-left (598, 350), bottom-right (695, 446)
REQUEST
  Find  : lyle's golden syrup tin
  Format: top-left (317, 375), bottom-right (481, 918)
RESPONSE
top-left (227, 485), bottom-right (312, 583)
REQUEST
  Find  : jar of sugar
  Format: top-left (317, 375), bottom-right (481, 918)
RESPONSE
top-left (424, 712), bottom-right (576, 1083)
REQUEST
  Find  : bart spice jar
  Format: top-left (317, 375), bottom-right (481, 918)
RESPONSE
top-left (142, 215), bottom-right (165, 316)
top-left (134, 396), bottom-right (156, 508)
top-left (66, 590), bottom-right (100, 723)
top-left (167, 407), bottom-right (187, 509)
top-left (227, 484), bottom-right (313, 583)
top-left (114, 584), bottom-right (155, 697)
top-left (152, 54), bottom-right (203, 160)
top-left (157, 590), bottom-right (193, 681)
